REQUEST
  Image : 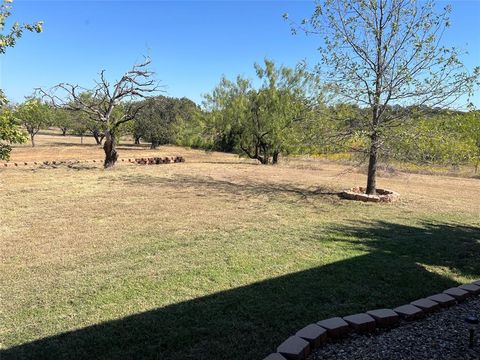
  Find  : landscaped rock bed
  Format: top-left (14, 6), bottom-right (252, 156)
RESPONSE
top-left (309, 296), bottom-right (480, 360)
top-left (340, 187), bottom-right (400, 203)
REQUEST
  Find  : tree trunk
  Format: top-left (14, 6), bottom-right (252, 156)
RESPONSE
top-left (30, 134), bottom-right (35, 147)
top-left (272, 150), bottom-right (280, 165)
top-left (93, 131), bottom-right (101, 145)
top-left (80, 135), bottom-right (84, 145)
top-left (103, 130), bottom-right (118, 168)
top-left (61, 128), bottom-right (67, 136)
top-left (93, 131), bottom-right (105, 145)
top-left (366, 132), bottom-right (379, 195)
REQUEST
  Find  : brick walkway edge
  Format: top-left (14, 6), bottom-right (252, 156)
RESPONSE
top-left (264, 280), bottom-right (480, 360)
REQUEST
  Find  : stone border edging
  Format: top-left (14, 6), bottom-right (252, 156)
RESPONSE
top-left (340, 187), bottom-right (400, 203)
top-left (264, 280), bottom-right (480, 360)
top-left (0, 156), bottom-right (185, 167)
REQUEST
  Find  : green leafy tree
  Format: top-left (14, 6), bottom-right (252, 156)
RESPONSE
top-left (287, 0), bottom-right (479, 193)
top-left (0, 0), bottom-right (42, 159)
top-left (70, 111), bottom-right (90, 144)
top-left (173, 107), bottom-right (211, 149)
top-left (460, 111), bottom-right (480, 173)
top-left (0, 105), bottom-right (26, 160)
top-left (204, 59), bottom-right (321, 164)
top-left (134, 96), bottom-right (198, 149)
top-left (52, 108), bottom-right (74, 136)
top-left (14, 98), bottom-right (51, 147)
top-left (0, 0), bottom-right (42, 54)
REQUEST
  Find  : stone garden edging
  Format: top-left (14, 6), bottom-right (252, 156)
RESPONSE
top-left (264, 281), bottom-right (480, 360)
top-left (340, 187), bottom-right (400, 203)
top-left (1, 156), bottom-right (185, 167)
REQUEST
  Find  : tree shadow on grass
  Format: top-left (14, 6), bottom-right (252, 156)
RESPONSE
top-left (2, 221), bottom-right (479, 360)
top-left (113, 173), bottom-right (341, 207)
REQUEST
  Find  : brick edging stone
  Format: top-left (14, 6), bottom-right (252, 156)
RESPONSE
top-left (265, 281), bottom-right (480, 360)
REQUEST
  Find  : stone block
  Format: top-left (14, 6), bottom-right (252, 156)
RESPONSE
top-left (410, 298), bottom-right (441, 313)
top-left (277, 336), bottom-right (310, 360)
top-left (295, 324), bottom-right (327, 349)
top-left (317, 317), bottom-right (350, 337)
top-left (366, 309), bottom-right (399, 327)
top-left (343, 313), bottom-right (376, 332)
top-left (264, 353), bottom-right (288, 360)
top-left (443, 287), bottom-right (469, 301)
top-left (459, 283), bottom-right (480, 295)
top-left (393, 304), bottom-right (423, 320)
top-left (427, 293), bottom-right (456, 307)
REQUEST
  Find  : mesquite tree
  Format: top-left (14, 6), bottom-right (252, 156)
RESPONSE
top-left (287, 0), bottom-right (479, 194)
top-left (204, 60), bottom-right (321, 164)
top-left (39, 58), bottom-right (160, 167)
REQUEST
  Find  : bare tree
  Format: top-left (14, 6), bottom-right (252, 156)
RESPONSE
top-left (287, 0), bottom-right (479, 194)
top-left (38, 57), bottom-right (161, 167)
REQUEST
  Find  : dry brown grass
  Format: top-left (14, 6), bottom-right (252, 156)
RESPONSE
top-left (1, 132), bottom-right (479, 359)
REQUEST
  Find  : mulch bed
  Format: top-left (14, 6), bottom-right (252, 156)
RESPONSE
top-left (310, 297), bottom-right (480, 359)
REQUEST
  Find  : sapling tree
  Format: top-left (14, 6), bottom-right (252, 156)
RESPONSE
top-left (39, 58), bottom-right (160, 168)
top-left (286, 0), bottom-right (479, 193)
top-left (15, 98), bottom-right (51, 147)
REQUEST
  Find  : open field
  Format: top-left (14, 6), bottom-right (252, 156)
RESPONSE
top-left (1, 133), bottom-right (480, 359)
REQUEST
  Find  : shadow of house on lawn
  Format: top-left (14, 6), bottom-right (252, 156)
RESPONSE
top-left (3, 221), bottom-right (479, 360)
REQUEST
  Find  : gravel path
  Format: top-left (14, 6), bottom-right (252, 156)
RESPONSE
top-left (310, 297), bottom-right (480, 360)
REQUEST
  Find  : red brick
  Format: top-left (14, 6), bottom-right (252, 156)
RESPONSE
top-left (393, 304), bottom-right (423, 320)
top-left (410, 298), bottom-right (441, 313)
top-left (366, 309), bottom-right (399, 327)
top-left (277, 336), bottom-right (310, 360)
top-left (343, 313), bottom-right (376, 332)
top-left (459, 283), bottom-right (480, 295)
top-left (427, 293), bottom-right (456, 307)
top-left (264, 353), bottom-right (288, 360)
top-left (317, 317), bottom-right (350, 337)
top-left (443, 287), bottom-right (470, 301)
top-left (295, 324), bottom-right (327, 349)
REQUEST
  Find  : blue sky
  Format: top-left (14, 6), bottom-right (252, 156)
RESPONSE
top-left (1, 0), bottom-right (479, 106)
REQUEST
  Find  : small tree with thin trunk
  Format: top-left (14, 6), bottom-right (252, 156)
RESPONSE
top-left (286, 0), bottom-right (479, 194)
top-left (38, 58), bottom-right (160, 168)
top-left (14, 98), bottom-right (51, 147)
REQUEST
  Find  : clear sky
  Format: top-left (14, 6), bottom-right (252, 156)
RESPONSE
top-left (1, 0), bottom-right (479, 106)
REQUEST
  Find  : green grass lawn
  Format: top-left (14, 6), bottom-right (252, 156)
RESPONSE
top-left (1, 143), bottom-right (479, 359)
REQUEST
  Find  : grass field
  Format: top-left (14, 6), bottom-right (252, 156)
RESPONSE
top-left (1, 132), bottom-right (479, 359)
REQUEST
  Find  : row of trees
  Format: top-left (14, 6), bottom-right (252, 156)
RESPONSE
top-left (2, 99), bottom-right (105, 147)
top-left (6, 87), bottom-right (480, 173)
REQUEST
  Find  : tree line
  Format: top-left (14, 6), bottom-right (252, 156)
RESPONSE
top-left (5, 70), bottom-right (479, 174)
